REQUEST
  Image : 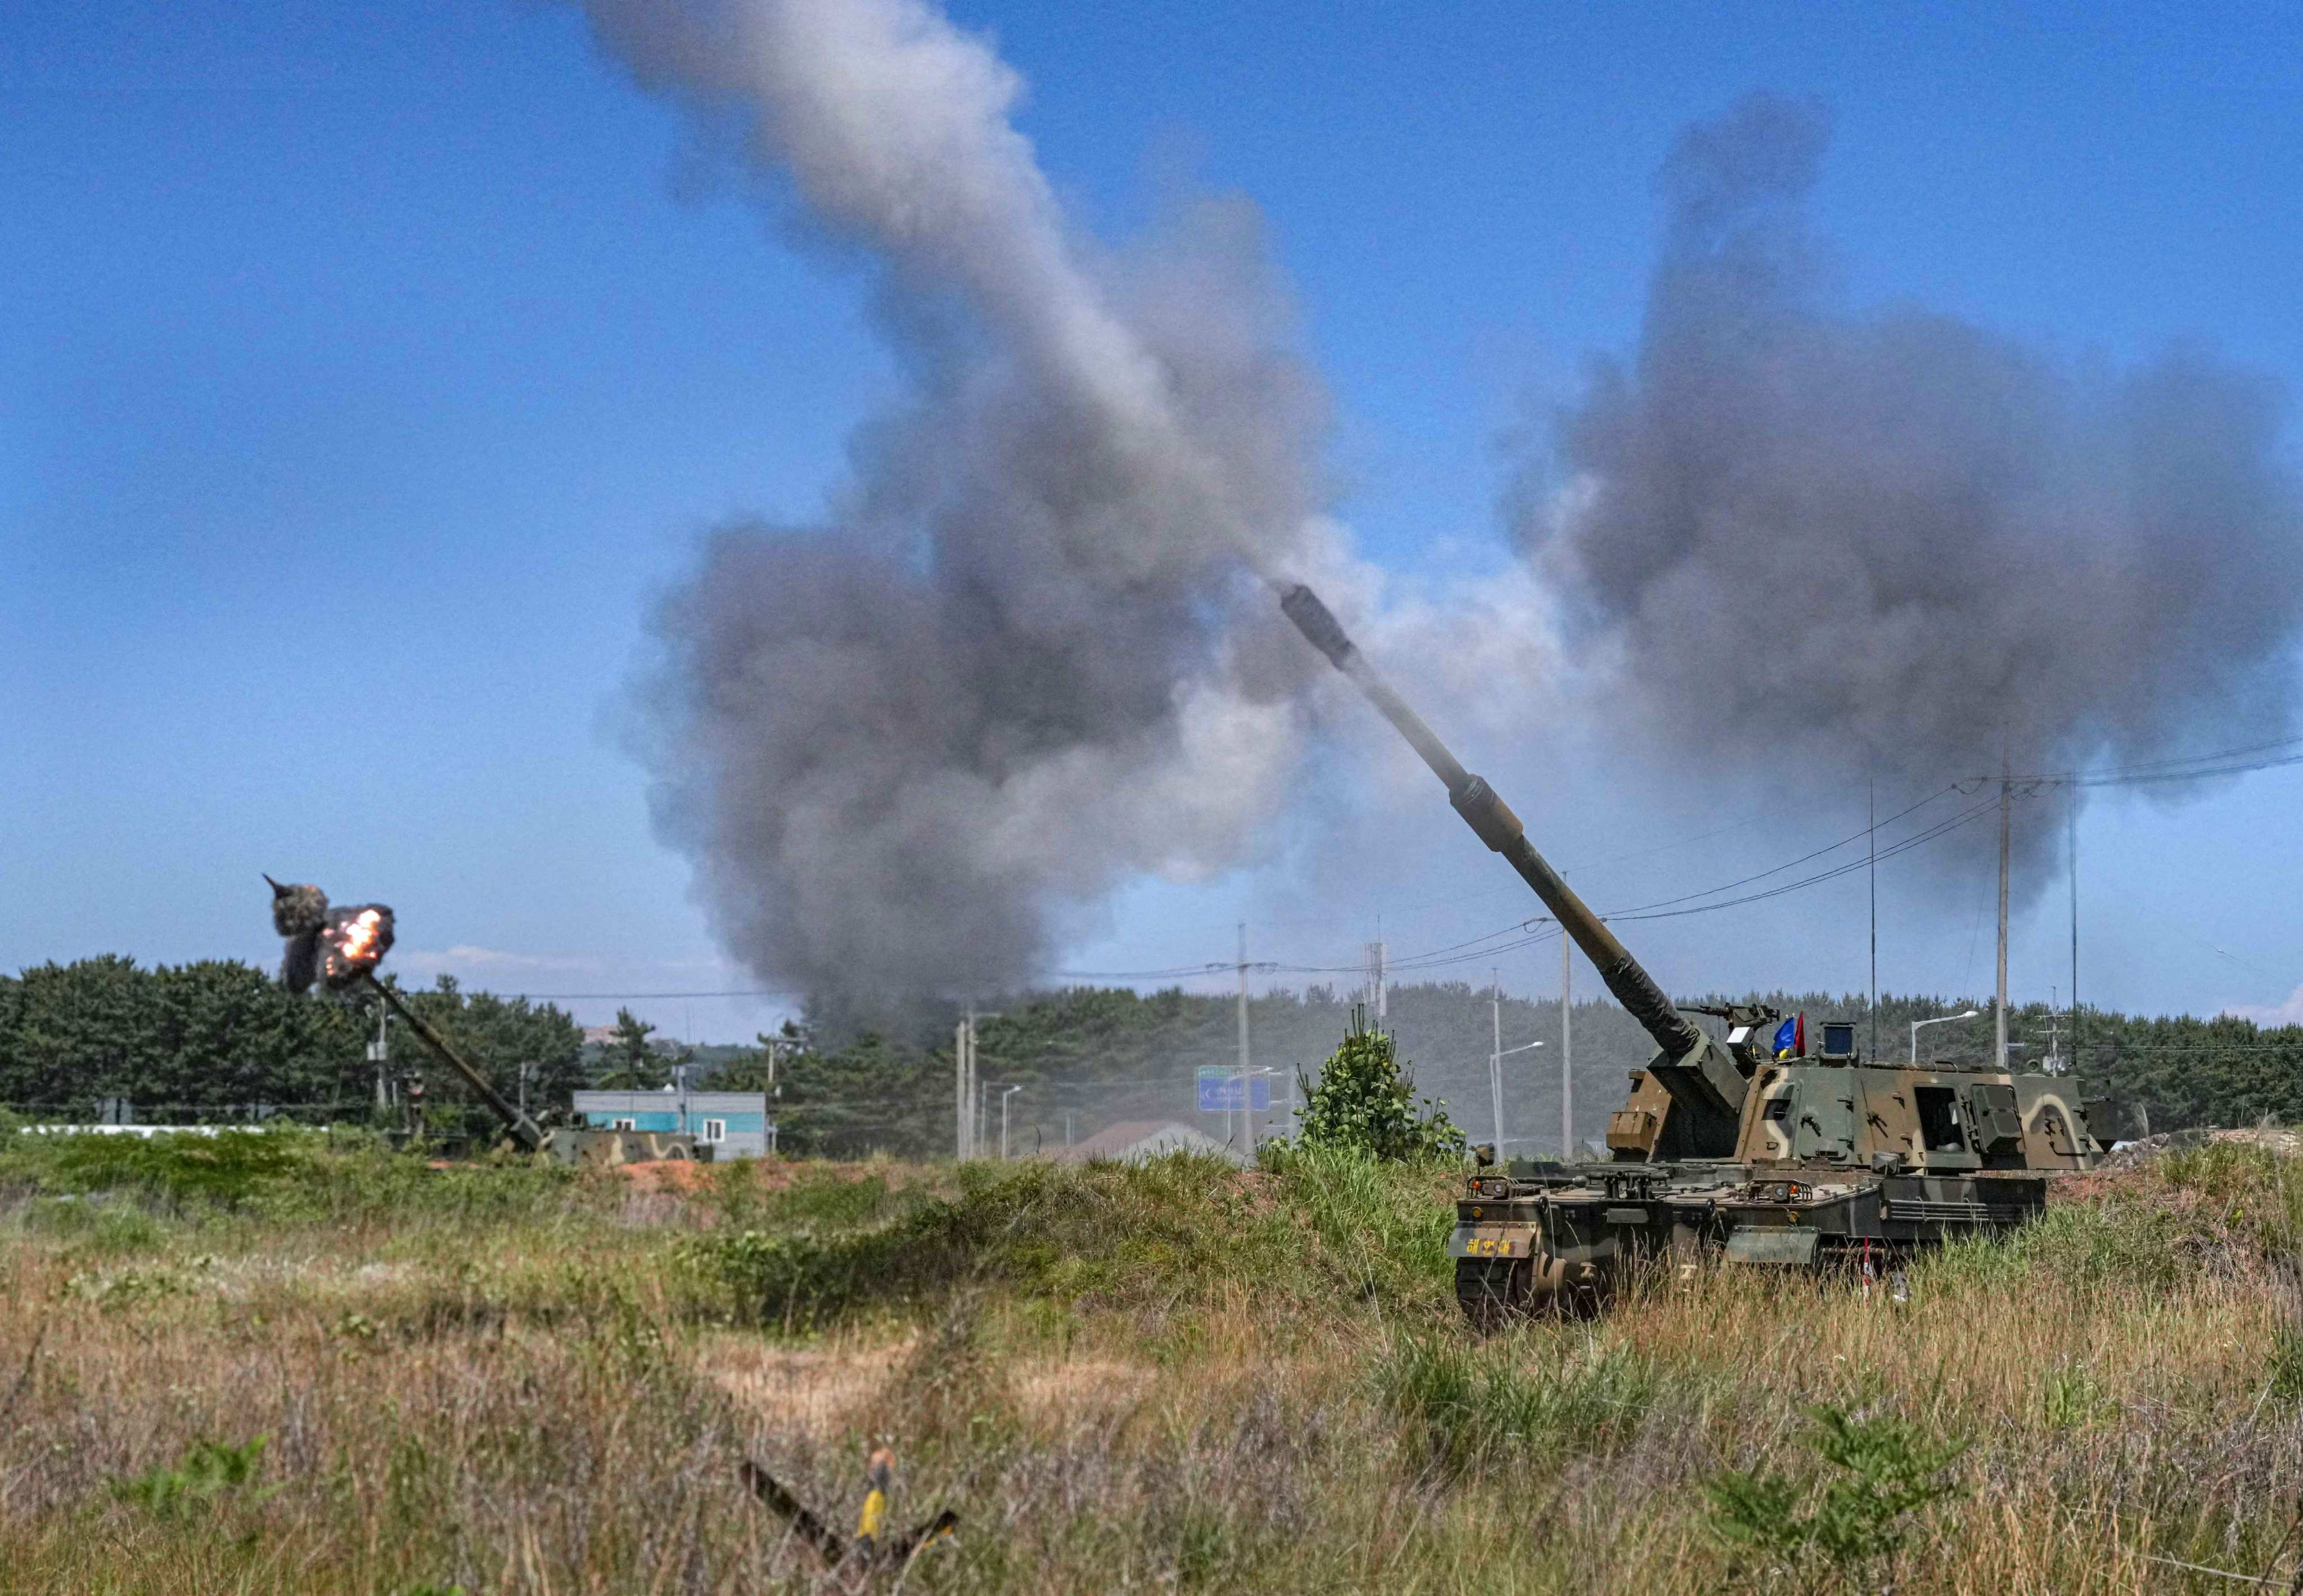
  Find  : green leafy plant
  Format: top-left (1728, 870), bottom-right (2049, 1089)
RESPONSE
top-left (1287, 1011), bottom-right (1465, 1164)
top-left (112, 1436), bottom-right (276, 1518)
top-left (1708, 1404), bottom-right (1966, 1591)
top-left (2041, 1361), bottom-right (2116, 1430)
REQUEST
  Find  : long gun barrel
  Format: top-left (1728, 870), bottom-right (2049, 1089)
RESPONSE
top-left (359, 972), bottom-right (548, 1152)
top-left (1279, 584), bottom-right (1703, 1060)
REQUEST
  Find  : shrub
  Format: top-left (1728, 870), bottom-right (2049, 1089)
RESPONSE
top-left (1285, 1013), bottom-right (1464, 1164)
top-left (1708, 1404), bottom-right (1965, 1591)
top-left (112, 1436), bottom-right (275, 1518)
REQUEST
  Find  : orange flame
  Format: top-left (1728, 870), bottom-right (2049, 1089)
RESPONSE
top-left (340, 909), bottom-right (385, 965)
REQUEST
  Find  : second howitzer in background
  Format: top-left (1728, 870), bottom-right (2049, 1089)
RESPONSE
top-left (264, 877), bottom-right (698, 1166)
top-left (1276, 584), bottom-right (2108, 1320)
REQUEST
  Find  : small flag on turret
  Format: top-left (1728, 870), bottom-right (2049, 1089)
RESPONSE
top-left (1772, 1013), bottom-right (1805, 1060)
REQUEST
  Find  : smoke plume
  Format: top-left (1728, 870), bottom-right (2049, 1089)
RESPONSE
top-left (583, 0), bottom-right (1329, 995)
top-left (1514, 93), bottom-right (2303, 871)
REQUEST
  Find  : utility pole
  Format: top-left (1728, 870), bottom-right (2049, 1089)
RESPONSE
top-left (369, 998), bottom-right (392, 1111)
top-left (954, 1015), bottom-right (970, 1161)
top-left (1560, 931), bottom-right (1574, 1158)
top-left (2068, 789), bottom-right (2080, 1069)
top-left (1000, 1084), bottom-right (1021, 1160)
top-left (1996, 749), bottom-right (2012, 1072)
top-left (1868, 771), bottom-right (1879, 1062)
top-left (1362, 939), bottom-right (1387, 1026)
top-left (1489, 968), bottom-right (1506, 1160)
top-left (764, 1035), bottom-right (781, 1160)
top-left (1236, 923), bottom-right (1252, 1154)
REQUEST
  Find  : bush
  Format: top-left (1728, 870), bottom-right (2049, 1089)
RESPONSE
top-left (1708, 1404), bottom-right (1966, 1591)
top-left (704, 1160), bottom-right (901, 1233)
top-left (112, 1436), bottom-right (275, 1518)
top-left (1285, 1014), bottom-right (1464, 1164)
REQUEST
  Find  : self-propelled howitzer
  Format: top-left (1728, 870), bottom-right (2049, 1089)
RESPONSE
top-left (1279, 585), bottom-right (1747, 1157)
top-left (1277, 585), bottom-right (2109, 1320)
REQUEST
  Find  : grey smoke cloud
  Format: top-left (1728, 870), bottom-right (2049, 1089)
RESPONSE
top-left (584, 0), bottom-right (1328, 995)
top-left (1514, 93), bottom-right (2303, 879)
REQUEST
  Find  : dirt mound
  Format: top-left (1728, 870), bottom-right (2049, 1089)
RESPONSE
top-left (613, 1158), bottom-right (717, 1193)
top-left (2097, 1126), bottom-right (2302, 1170)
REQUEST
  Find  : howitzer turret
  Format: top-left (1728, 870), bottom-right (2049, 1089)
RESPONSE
top-left (1276, 584), bottom-right (2109, 1320)
top-left (1280, 584), bottom-right (1747, 1157)
top-left (262, 878), bottom-right (697, 1167)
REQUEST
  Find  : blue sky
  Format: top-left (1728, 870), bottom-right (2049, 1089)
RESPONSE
top-left (7, 1), bottom-right (2302, 1040)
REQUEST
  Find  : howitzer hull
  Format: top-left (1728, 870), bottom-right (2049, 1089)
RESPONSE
top-left (1449, 1160), bottom-right (2052, 1324)
top-left (540, 1128), bottom-right (706, 1167)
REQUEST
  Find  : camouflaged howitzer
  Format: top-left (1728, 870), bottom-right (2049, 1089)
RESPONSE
top-left (1276, 585), bottom-right (2109, 1322)
top-left (265, 878), bottom-right (702, 1167)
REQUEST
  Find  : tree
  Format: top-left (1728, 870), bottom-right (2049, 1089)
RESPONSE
top-left (770, 1028), bottom-right (943, 1158)
top-left (595, 1007), bottom-right (666, 1090)
top-left (705, 1021), bottom-right (806, 1093)
top-left (1290, 1011), bottom-right (1466, 1162)
top-left (0, 956), bottom-right (365, 1122)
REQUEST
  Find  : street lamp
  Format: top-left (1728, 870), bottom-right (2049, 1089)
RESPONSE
top-left (1487, 1040), bottom-right (1543, 1157)
top-left (1000, 1084), bottom-right (1024, 1160)
top-left (1910, 1009), bottom-right (1982, 1063)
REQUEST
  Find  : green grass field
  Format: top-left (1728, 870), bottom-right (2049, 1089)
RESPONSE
top-left (0, 1128), bottom-right (2297, 1593)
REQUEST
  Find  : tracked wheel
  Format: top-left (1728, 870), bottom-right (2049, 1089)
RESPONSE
top-left (1455, 1256), bottom-right (1531, 1329)
top-left (1457, 1251), bottom-right (1617, 1327)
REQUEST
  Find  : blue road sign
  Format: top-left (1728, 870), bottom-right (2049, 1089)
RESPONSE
top-left (1196, 1067), bottom-right (1271, 1113)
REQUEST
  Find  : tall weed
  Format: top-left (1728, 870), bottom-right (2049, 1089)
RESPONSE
top-left (1374, 1329), bottom-right (1660, 1475)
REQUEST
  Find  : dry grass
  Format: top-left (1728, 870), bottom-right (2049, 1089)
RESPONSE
top-left (0, 1134), bottom-right (2296, 1593)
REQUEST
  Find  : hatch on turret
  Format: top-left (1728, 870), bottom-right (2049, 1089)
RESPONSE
top-left (1913, 1086), bottom-right (1964, 1152)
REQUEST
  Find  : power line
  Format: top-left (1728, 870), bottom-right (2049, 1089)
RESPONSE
top-left (1981, 733), bottom-right (2303, 787)
top-left (1594, 787), bottom-right (1966, 919)
top-left (1268, 787), bottom-right (1987, 978)
top-left (512, 988), bottom-right (801, 1001)
top-left (504, 785), bottom-right (1991, 997)
top-left (503, 731), bottom-right (2301, 1007)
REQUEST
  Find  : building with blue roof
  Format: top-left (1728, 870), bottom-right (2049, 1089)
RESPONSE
top-left (570, 1088), bottom-right (770, 1159)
